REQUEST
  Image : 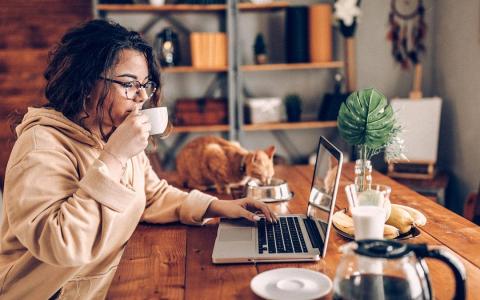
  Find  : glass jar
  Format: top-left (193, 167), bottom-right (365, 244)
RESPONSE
top-left (354, 159), bottom-right (372, 192)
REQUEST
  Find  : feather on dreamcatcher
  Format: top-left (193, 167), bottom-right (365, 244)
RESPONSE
top-left (387, 0), bottom-right (426, 69)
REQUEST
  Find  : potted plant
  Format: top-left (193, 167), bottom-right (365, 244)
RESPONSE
top-left (337, 88), bottom-right (405, 191)
top-left (285, 94), bottom-right (302, 122)
top-left (254, 33), bottom-right (267, 65)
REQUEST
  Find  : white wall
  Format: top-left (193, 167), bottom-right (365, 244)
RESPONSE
top-left (356, 0), bottom-right (434, 97)
top-left (433, 0), bottom-right (480, 213)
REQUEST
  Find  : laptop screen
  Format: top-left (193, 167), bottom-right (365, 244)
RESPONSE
top-left (306, 136), bottom-right (343, 256)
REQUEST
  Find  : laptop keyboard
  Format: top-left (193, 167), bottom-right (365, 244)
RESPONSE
top-left (257, 217), bottom-right (308, 254)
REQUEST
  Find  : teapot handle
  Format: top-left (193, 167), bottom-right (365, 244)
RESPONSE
top-left (411, 244), bottom-right (467, 300)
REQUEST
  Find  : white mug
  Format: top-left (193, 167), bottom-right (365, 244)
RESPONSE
top-left (141, 107), bottom-right (169, 136)
top-left (351, 206), bottom-right (385, 240)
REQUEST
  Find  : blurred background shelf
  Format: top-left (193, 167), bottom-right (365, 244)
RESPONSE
top-left (173, 124), bottom-right (229, 133)
top-left (162, 66), bottom-right (228, 73)
top-left (238, 2), bottom-right (289, 11)
top-left (97, 2), bottom-right (289, 12)
top-left (95, 0), bottom-right (343, 167)
top-left (161, 62), bottom-right (343, 73)
top-left (97, 4), bottom-right (227, 12)
top-left (241, 61), bottom-right (344, 72)
top-left (243, 121), bottom-right (337, 132)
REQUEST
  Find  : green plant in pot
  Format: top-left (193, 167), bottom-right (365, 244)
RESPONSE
top-left (285, 94), bottom-right (302, 122)
top-left (337, 88), bottom-right (405, 192)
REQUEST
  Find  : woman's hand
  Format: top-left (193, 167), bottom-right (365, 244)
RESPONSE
top-left (104, 106), bottom-right (151, 164)
top-left (204, 198), bottom-right (279, 223)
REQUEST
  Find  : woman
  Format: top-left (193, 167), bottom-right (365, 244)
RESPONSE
top-left (0, 20), bottom-right (276, 299)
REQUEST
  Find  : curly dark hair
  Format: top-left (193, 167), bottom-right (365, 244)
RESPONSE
top-left (43, 19), bottom-right (161, 139)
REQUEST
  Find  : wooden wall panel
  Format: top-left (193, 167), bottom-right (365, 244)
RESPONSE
top-left (0, 95), bottom-right (45, 118)
top-left (0, 16), bottom-right (88, 50)
top-left (0, 80), bottom-right (46, 97)
top-left (0, 1), bottom-right (91, 187)
top-left (0, 50), bottom-right (48, 73)
top-left (0, 1), bottom-right (91, 18)
top-left (0, 119), bottom-right (13, 140)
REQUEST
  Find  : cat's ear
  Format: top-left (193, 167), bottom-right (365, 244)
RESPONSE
top-left (251, 152), bottom-right (258, 162)
top-left (264, 146), bottom-right (276, 159)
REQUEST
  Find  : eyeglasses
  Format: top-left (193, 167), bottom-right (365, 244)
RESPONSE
top-left (100, 77), bottom-right (157, 100)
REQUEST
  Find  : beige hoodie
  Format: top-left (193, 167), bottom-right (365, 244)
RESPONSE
top-left (0, 108), bottom-right (216, 299)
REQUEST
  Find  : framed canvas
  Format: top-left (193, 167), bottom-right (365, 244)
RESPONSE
top-left (389, 97), bottom-right (442, 162)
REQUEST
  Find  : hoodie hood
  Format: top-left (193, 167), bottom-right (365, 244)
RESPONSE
top-left (16, 107), bottom-right (102, 147)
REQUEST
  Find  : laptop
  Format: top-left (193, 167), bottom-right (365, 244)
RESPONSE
top-left (212, 136), bottom-right (343, 264)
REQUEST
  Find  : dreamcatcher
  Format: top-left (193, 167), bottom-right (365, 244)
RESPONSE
top-left (387, 0), bottom-right (426, 69)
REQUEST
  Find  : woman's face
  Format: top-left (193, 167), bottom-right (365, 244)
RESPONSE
top-left (91, 49), bottom-right (150, 130)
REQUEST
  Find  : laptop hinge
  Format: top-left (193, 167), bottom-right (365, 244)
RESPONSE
top-left (303, 218), bottom-right (325, 250)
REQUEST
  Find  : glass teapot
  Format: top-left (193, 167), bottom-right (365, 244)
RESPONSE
top-left (333, 240), bottom-right (466, 300)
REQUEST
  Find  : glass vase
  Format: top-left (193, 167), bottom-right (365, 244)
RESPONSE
top-left (354, 159), bottom-right (372, 192)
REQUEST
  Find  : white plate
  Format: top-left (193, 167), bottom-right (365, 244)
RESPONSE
top-left (250, 268), bottom-right (332, 300)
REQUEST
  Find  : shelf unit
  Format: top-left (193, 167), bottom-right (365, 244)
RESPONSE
top-left (243, 121), bottom-right (337, 132)
top-left (94, 1), bottom-right (343, 164)
top-left (173, 124), bottom-right (229, 133)
top-left (97, 4), bottom-right (228, 11)
top-left (161, 66), bottom-right (228, 73)
top-left (241, 61), bottom-right (343, 72)
top-left (96, 2), bottom-right (289, 12)
top-left (232, 1), bottom-right (342, 163)
top-left (160, 61), bottom-right (343, 73)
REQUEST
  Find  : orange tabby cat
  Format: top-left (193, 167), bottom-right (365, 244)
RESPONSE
top-left (176, 136), bottom-right (275, 194)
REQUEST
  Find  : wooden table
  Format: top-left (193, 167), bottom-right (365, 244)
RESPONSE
top-left (107, 164), bottom-right (480, 300)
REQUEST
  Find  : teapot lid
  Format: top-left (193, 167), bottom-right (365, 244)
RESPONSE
top-left (355, 239), bottom-right (412, 259)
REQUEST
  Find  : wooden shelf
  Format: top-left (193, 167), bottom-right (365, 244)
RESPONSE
top-left (173, 124), bottom-right (229, 133)
top-left (243, 121), bottom-right (337, 131)
top-left (161, 66), bottom-right (228, 73)
top-left (238, 2), bottom-right (289, 11)
top-left (161, 62), bottom-right (343, 73)
top-left (172, 122), bottom-right (336, 133)
top-left (97, 4), bottom-right (226, 12)
top-left (97, 2), bottom-right (288, 12)
top-left (241, 61), bottom-right (344, 72)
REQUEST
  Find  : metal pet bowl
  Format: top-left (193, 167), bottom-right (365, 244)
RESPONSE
top-left (246, 178), bottom-right (293, 202)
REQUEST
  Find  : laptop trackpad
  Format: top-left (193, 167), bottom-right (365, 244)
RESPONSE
top-left (218, 228), bottom-right (253, 242)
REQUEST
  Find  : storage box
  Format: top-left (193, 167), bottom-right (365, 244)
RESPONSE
top-left (245, 97), bottom-right (285, 124)
top-left (174, 98), bottom-right (228, 126)
top-left (190, 32), bottom-right (227, 68)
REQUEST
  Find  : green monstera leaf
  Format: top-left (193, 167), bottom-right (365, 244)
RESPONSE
top-left (337, 88), bottom-right (395, 150)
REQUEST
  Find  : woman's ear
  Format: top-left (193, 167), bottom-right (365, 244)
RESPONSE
top-left (264, 146), bottom-right (276, 159)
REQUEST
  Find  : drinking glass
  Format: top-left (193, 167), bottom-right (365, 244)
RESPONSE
top-left (351, 206), bottom-right (385, 240)
top-left (345, 184), bottom-right (391, 220)
top-left (345, 184), bottom-right (392, 240)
